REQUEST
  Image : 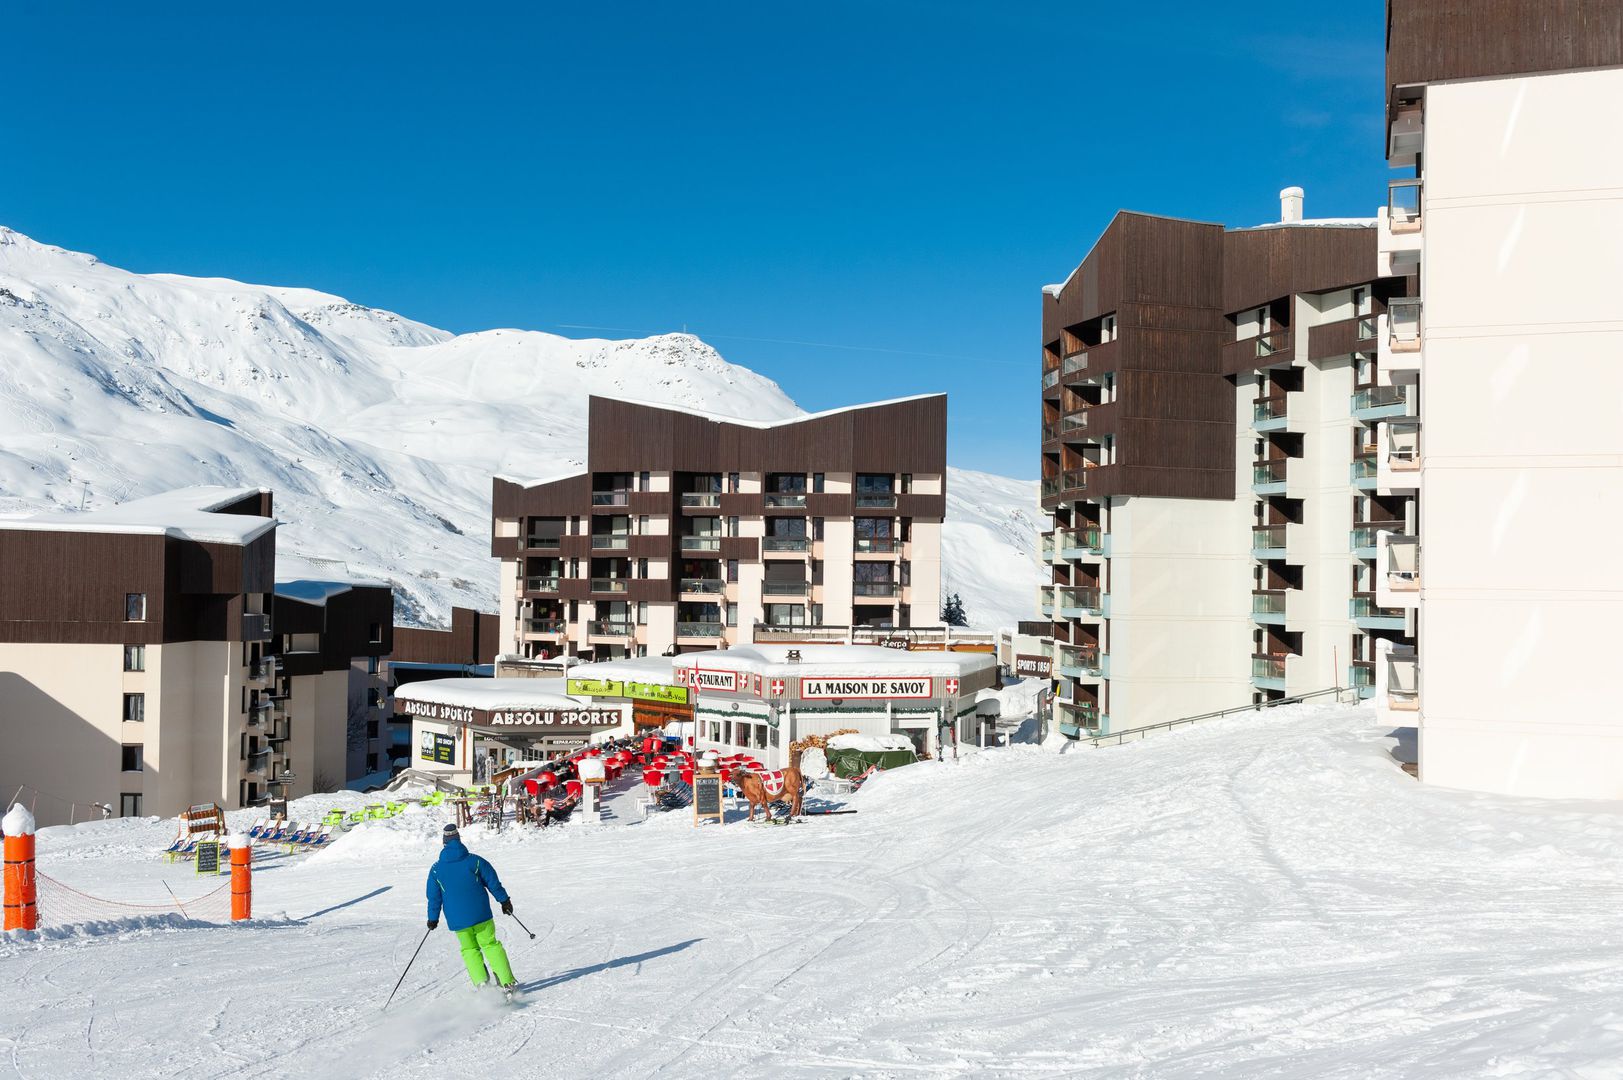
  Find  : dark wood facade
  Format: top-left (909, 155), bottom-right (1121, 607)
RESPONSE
top-left (272, 585), bottom-right (394, 677)
top-left (393, 607), bottom-right (500, 667)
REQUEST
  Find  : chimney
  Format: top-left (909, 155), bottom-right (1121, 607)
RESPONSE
top-left (1280, 186), bottom-right (1305, 224)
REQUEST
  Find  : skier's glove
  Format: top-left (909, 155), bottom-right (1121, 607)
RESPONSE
top-left (501, 901), bottom-right (514, 916)
top-left (427, 919), bottom-right (439, 930)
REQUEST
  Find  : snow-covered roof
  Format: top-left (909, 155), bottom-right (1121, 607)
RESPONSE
top-left (1230, 218), bottom-right (1376, 232)
top-left (592, 393), bottom-right (945, 431)
top-left (494, 468), bottom-right (588, 491)
top-left (393, 677), bottom-right (585, 713)
top-left (566, 655), bottom-right (680, 684)
top-left (826, 733), bottom-right (916, 753)
top-left (677, 644), bottom-right (996, 679)
top-left (273, 553), bottom-right (385, 606)
top-left (0, 486), bottom-right (275, 545)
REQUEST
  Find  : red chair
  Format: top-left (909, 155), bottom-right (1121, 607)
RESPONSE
top-left (643, 769), bottom-right (664, 788)
top-left (565, 779), bottom-right (583, 799)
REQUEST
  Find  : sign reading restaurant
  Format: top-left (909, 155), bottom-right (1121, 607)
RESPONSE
top-left (800, 677), bottom-right (935, 700)
top-left (689, 669), bottom-right (740, 693)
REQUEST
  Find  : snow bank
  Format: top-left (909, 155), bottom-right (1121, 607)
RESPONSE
top-left (2, 802), bottom-right (35, 836)
top-left (826, 733), bottom-right (915, 753)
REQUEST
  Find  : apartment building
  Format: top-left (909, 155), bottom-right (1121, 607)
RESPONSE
top-left (384, 606), bottom-right (500, 772)
top-left (0, 488), bottom-right (279, 825)
top-left (1039, 197), bottom-right (1409, 737)
top-left (270, 555), bottom-right (394, 790)
top-left (1379, 0), bottom-right (1623, 797)
top-left (492, 394), bottom-right (946, 661)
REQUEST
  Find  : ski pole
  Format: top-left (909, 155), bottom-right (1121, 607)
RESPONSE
top-left (385, 925), bottom-right (433, 1009)
top-left (508, 911), bottom-right (538, 940)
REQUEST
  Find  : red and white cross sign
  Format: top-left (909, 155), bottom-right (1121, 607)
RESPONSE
top-left (944, 677), bottom-right (960, 696)
top-left (769, 678), bottom-right (786, 697)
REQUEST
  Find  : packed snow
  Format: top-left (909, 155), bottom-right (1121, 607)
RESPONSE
top-left (7, 705), bottom-right (1623, 1077)
top-left (0, 226), bottom-right (1039, 629)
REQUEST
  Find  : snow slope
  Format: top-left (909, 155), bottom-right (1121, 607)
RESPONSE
top-left (8, 705), bottom-right (1623, 1077)
top-left (0, 226), bottom-right (1038, 628)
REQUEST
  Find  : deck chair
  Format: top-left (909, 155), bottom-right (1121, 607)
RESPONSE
top-left (162, 835), bottom-right (188, 862)
top-left (245, 819), bottom-right (270, 841)
top-left (309, 824), bottom-right (335, 847)
top-left (260, 821), bottom-right (286, 845)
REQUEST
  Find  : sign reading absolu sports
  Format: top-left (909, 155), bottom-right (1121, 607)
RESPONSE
top-left (800, 677), bottom-right (934, 700)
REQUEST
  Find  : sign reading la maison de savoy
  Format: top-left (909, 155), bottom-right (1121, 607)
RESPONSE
top-left (800, 677), bottom-right (935, 700)
top-left (397, 698), bottom-right (620, 728)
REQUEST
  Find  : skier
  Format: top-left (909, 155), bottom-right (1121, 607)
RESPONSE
top-left (426, 823), bottom-right (519, 998)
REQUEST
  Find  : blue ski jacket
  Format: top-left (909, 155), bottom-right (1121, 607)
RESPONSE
top-left (426, 839), bottom-right (510, 932)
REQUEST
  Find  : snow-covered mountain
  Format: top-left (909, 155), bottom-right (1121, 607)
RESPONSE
top-left (0, 226), bottom-right (1038, 629)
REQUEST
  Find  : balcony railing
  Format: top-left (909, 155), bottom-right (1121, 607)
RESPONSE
top-left (762, 536), bottom-right (809, 552)
top-left (1042, 368), bottom-right (1060, 390)
top-left (1253, 459), bottom-right (1289, 485)
top-left (1357, 314), bottom-right (1377, 341)
top-left (591, 534), bottom-right (631, 549)
top-left (1057, 527), bottom-right (1104, 556)
top-left (855, 537), bottom-right (896, 553)
top-left (1253, 397), bottom-right (1287, 423)
top-left (249, 658), bottom-right (275, 681)
top-left (1350, 522), bottom-right (1403, 552)
top-left (1059, 412), bottom-right (1090, 436)
top-left (265, 722), bottom-right (290, 744)
top-left (1041, 470), bottom-right (1086, 498)
top-left (1252, 525), bottom-right (1288, 553)
top-left (524, 618), bottom-right (565, 635)
top-left (679, 577), bottom-right (724, 593)
top-left (1350, 595), bottom-right (1403, 620)
top-left (1252, 654), bottom-right (1288, 680)
top-left (590, 577), bottom-right (629, 594)
top-left (1058, 587), bottom-right (1103, 615)
top-left (853, 581), bottom-right (899, 598)
top-left (1055, 699), bottom-right (1100, 729)
top-left (676, 621), bottom-right (724, 638)
top-left (855, 494), bottom-right (897, 508)
top-left (1388, 178), bottom-right (1422, 231)
top-left (1254, 328), bottom-right (1291, 358)
top-left (1058, 644), bottom-right (1102, 677)
top-left (1352, 384), bottom-right (1408, 413)
top-left (525, 535), bottom-right (561, 549)
top-left (1351, 455), bottom-right (1379, 481)
top-left (242, 613), bottom-right (273, 641)
top-left (247, 751), bottom-right (270, 773)
top-left (680, 536), bottom-right (722, 551)
top-left (1350, 661), bottom-right (1376, 689)
top-left (589, 620), bottom-right (633, 637)
top-left (765, 493), bottom-right (807, 508)
top-left (763, 581), bottom-right (810, 595)
top-left (591, 491), bottom-right (629, 506)
top-left (523, 575), bottom-right (561, 592)
top-left (1388, 298), bottom-right (1423, 352)
top-left (1038, 586), bottom-right (1055, 615)
top-left (1252, 590), bottom-right (1286, 616)
top-left (680, 492), bottom-right (721, 507)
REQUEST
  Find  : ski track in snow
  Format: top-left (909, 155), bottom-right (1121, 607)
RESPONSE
top-left (7, 705), bottom-right (1623, 1077)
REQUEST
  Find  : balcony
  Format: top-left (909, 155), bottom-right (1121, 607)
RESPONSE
top-left (588, 620), bottom-right (633, 638)
top-left (1350, 454), bottom-right (1379, 490)
top-left (265, 721), bottom-right (290, 744)
top-left (1041, 469), bottom-right (1086, 500)
top-left (1252, 590), bottom-right (1287, 625)
top-left (1352, 384), bottom-right (1410, 422)
top-left (1041, 368), bottom-right (1060, 391)
top-left (1251, 524), bottom-right (1288, 560)
top-left (1060, 349), bottom-right (1089, 378)
top-left (524, 534), bottom-right (562, 550)
top-left (1350, 660), bottom-right (1376, 700)
top-left (1252, 653), bottom-right (1291, 691)
top-left (249, 657), bottom-right (275, 682)
top-left (1379, 419), bottom-right (1422, 493)
top-left (680, 536), bottom-right (722, 552)
top-left (523, 575), bottom-right (561, 593)
top-left (1057, 527), bottom-right (1103, 559)
top-left (764, 493), bottom-right (807, 509)
top-left (1252, 458), bottom-right (1289, 495)
top-left (680, 492), bottom-right (721, 508)
top-left (249, 699), bottom-right (273, 725)
top-left (1057, 587), bottom-right (1103, 618)
top-left (763, 581), bottom-right (809, 596)
top-left (1252, 396), bottom-right (1289, 433)
top-left (676, 621), bottom-right (724, 639)
top-left (1380, 534), bottom-right (1421, 607)
top-left (1388, 106), bottom-right (1423, 168)
top-left (1350, 521), bottom-right (1405, 559)
top-left (855, 537), bottom-right (897, 554)
top-left (589, 577), bottom-right (629, 594)
top-left (762, 536), bottom-right (809, 552)
top-left (1377, 178), bottom-right (1423, 276)
top-left (247, 750), bottom-right (270, 774)
top-left (523, 618), bottom-right (565, 636)
top-left (1040, 533), bottom-right (1055, 563)
top-left (1055, 698), bottom-right (1100, 735)
top-left (241, 612), bottom-right (273, 642)
top-left (679, 577), bottom-right (724, 594)
top-left (1038, 585), bottom-right (1054, 617)
top-left (853, 581), bottom-right (899, 598)
top-left (590, 533), bottom-right (631, 550)
top-left (590, 491), bottom-right (629, 507)
top-left (1385, 649), bottom-right (1420, 714)
top-left (1350, 594), bottom-right (1407, 631)
top-left (1057, 644), bottom-right (1103, 679)
top-left (855, 494), bottom-right (897, 509)
top-left (1380, 299), bottom-right (1423, 384)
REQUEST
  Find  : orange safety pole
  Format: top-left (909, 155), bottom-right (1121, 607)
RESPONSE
top-left (3, 804), bottom-right (38, 932)
top-left (229, 837), bottom-right (251, 922)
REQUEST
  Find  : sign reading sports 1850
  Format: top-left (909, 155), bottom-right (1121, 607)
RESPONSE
top-left (1014, 654), bottom-right (1053, 679)
top-left (800, 677), bottom-right (934, 700)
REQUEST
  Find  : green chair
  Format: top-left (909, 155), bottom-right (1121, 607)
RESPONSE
top-left (385, 801), bottom-right (403, 817)
top-left (422, 791), bottom-right (445, 807)
top-left (346, 809), bottom-right (366, 826)
top-left (321, 809), bottom-right (346, 827)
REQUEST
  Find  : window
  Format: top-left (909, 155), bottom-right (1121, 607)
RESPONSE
top-left (120, 793), bottom-right (142, 818)
top-left (367, 688), bottom-right (381, 708)
top-left (1257, 306), bottom-right (1270, 334)
top-left (1102, 314), bottom-right (1117, 341)
top-left (726, 603), bottom-right (737, 627)
top-left (638, 557), bottom-right (649, 579)
top-left (366, 752), bottom-right (379, 772)
top-left (125, 593), bottom-right (147, 621)
top-left (121, 745), bottom-right (143, 772)
top-left (637, 601), bottom-right (648, 626)
top-left (367, 656), bottom-right (379, 675)
top-left (812, 472), bottom-right (824, 493)
top-left (726, 559), bottom-right (739, 583)
top-left (638, 515), bottom-right (649, 535)
top-left (728, 472), bottom-right (740, 493)
top-left (123, 645), bottom-right (145, 672)
top-left (368, 622), bottom-right (382, 644)
top-left (728, 516), bottom-right (740, 538)
top-left (366, 720), bottom-right (379, 739)
top-left (1353, 287), bottom-right (1369, 316)
top-left (639, 470), bottom-right (650, 492)
top-left (123, 693), bottom-right (145, 723)
top-left (813, 517), bottom-right (825, 541)
top-left (902, 473), bottom-right (912, 494)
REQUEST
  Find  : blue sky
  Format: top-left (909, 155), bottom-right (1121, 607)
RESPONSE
top-left (4, 1), bottom-right (1386, 478)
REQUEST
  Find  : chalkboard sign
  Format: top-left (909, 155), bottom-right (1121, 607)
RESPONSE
top-left (195, 840), bottom-right (223, 876)
top-left (692, 773), bottom-right (724, 825)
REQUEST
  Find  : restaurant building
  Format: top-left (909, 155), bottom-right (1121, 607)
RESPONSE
top-left (490, 394), bottom-right (947, 663)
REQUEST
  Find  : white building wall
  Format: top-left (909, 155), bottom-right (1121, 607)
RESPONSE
top-left (909, 519), bottom-right (944, 624)
top-left (1417, 67), bottom-right (1623, 798)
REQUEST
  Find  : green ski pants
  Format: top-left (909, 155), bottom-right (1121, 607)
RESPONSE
top-left (453, 919), bottom-right (514, 986)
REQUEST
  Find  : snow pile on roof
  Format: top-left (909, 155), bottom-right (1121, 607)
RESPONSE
top-left (592, 392), bottom-right (945, 432)
top-left (393, 677), bottom-right (589, 713)
top-left (0, 486), bottom-right (274, 545)
top-left (826, 733), bottom-right (915, 753)
top-left (2, 802), bottom-right (36, 837)
top-left (565, 655), bottom-right (680, 684)
top-left (681, 643), bottom-right (996, 679)
top-left (274, 552), bottom-right (385, 606)
top-left (1231, 217), bottom-right (1377, 232)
